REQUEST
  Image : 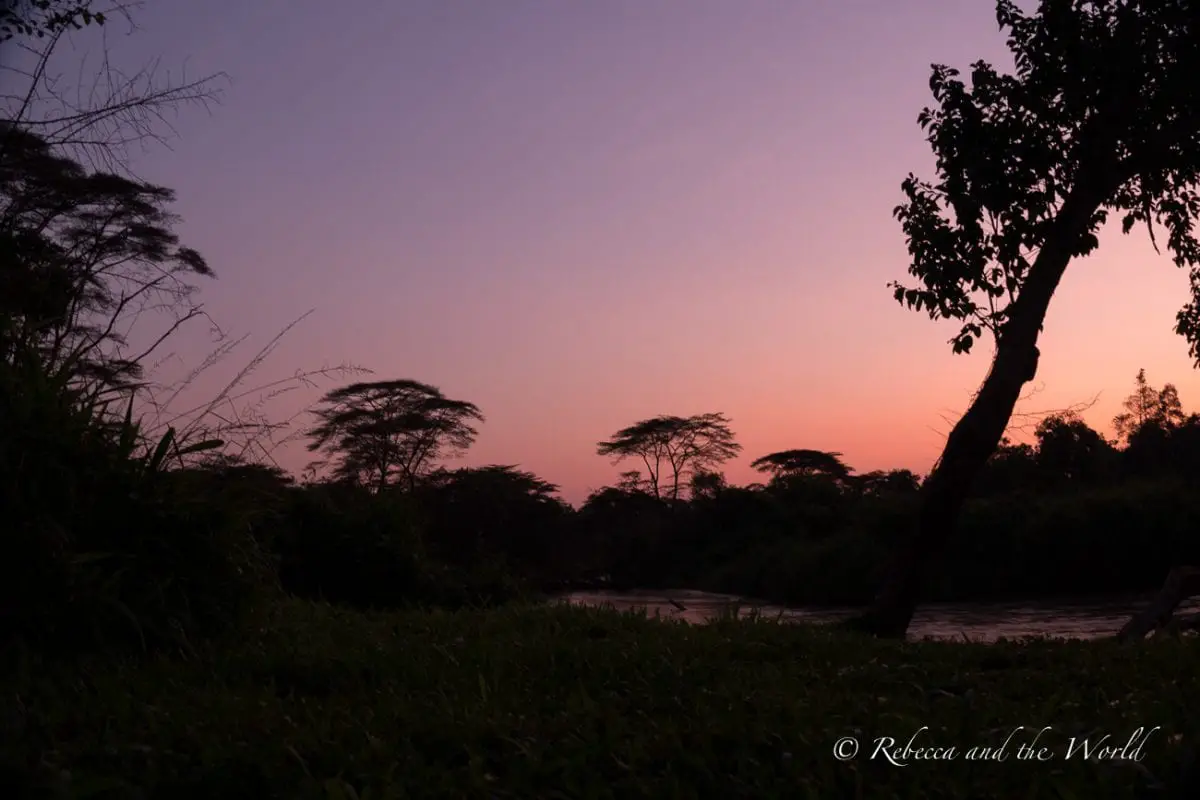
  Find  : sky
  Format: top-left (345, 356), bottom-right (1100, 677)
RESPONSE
top-left (10, 0), bottom-right (1200, 505)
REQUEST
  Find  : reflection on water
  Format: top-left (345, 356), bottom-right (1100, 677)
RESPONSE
top-left (558, 589), bottom-right (1200, 641)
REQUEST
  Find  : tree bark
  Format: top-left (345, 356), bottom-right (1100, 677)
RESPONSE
top-left (842, 188), bottom-right (1104, 639)
top-left (1115, 567), bottom-right (1200, 642)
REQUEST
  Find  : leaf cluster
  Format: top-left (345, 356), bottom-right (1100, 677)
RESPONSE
top-left (892, 0), bottom-right (1200, 356)
top-left (0, 0), bottom-right (104, 41)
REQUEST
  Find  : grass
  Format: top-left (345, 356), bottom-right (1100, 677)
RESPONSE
top-left (5, 598), bottom-right (1200, 799)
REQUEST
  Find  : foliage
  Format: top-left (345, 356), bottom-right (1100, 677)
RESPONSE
top-left (0, 348), bottom-right (271, 657)
top-left (1113, 368), bottom-right (1185, 444)
top-left (6, 599), bottom-right (1200, 798)
top-left (852, 468), bottom-right (922, 496)
top-left (0, 0), bottom-right (104, 41)
top-left (305, 379), bottom-right (485, 492)
top-left (596, 412), bottom-right (742, 500)
top-left (891, 0), bottom-right (1200, 356)
top-left (0, 123), bottom-right (213, 399)
top-left (417, 465), bottom-right (572, 579)
top-left (272, 481), bottom-right (530, 613)
top-left (1033, 410), bottom-right (1117, 485)
top-left (274, 483), bottom-right (428, 610)
top-left (0, 129), bottom-right (270, 658)
top-left (750, 448), bottom-right (853, 482)
top-left (570, 385), bottom-right (1200, 608)
top-left (688, 468), bottom-right (728, 501)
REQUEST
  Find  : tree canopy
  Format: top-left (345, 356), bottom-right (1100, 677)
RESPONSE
top-left (750, 449), bottom-right (853, 482)
top-left (305, 379), bottom-right (484, 492)
top-left (596, 413), bottom-right (741, 500)
top-left (891, 0), bottom-right (1200, 358)
top-left (1112, 368), bottom-right (1185, 444)
top-left (0, 123), bottom-right (211, 397)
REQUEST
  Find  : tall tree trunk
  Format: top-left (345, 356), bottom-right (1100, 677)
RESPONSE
top-left (844, 188), bottom-right (1104, 638)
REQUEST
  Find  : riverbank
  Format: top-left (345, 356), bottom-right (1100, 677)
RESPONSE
top-left (555, 588), bottom-right (1200, 641)
top-left (7, 597), bottom-right (1199, 798)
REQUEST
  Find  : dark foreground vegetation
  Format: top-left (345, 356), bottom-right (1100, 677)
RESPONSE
top-left (7, 0), bottom-right (1200, 797)
top-left (6, 598), bottom-right (1200, 799)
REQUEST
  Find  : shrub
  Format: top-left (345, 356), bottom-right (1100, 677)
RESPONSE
top-left (275, 484), bottom-right (428, 610)
top-left (0, 354), bottom-right (270, 658)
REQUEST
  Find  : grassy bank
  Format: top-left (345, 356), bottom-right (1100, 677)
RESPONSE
top-left (6, 599), bottom-right (1199, 799)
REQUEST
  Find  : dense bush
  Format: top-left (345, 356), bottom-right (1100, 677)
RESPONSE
top-left (662, 479), bottom-right (1200, 607)
top-left (0, 356), bottom-right (271, 658)
top-left (274, 484), bottom-right (428, 609)
top-left (273, 482), bottom-right (531, 612)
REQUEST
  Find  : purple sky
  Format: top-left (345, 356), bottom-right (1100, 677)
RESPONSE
top-left (36, 0), bottom-right (1200, 504)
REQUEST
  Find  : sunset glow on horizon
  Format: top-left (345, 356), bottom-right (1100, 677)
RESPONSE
top-left (40, 0), bottom-right (1200, 504)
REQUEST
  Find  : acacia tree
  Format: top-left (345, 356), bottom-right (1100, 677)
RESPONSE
top-left (596, 412), bottom-right (741, 501)
top-left (849, 0), bottom-right (1200, 638)
top-left (305, 379), bottom-right (484, 492)
top-left (1112, 368), bottom-right (1185, 444)
top-left (750, 449), bottom-right (853, 483)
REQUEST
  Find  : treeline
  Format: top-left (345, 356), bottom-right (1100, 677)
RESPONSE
top-left (260, 364), bottom-right (1200, 610)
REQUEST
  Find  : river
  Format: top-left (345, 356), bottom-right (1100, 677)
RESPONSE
top-left (558, 589), bottom-right (1200, 641)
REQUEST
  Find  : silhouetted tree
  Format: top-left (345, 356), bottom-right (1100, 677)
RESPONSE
top-left (0, 124), bottom-right (212, 399)
top-left (418, 465), bottom-right (570, 576)
top-left (1164, 413), bottom-right (1200, 482)
top-left (596, 413), bottom-right (742, 501)
top-left (616, 469), bottom-right (648, 494)
top-left (688, 469), bottom-right (727, 502)
top-left (577, 482), bottom-right (673, 586)
top-left (1113, 368), bottom-right (1185, 444)
top-left (305, 379), bottom-right (484, 492)
top-left (1033, 411), bottom-right (1115, 485)
top-left (974, 438), bottom-right (1040, 495)
top-left (851, 0), bottom-right (1200, 637)
top-left (751, 449), bottom-right (853, 484)
top-left (853, 469), bottom-right (923, 497)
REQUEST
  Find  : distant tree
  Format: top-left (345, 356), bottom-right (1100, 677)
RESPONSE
top-left (853, 469), bottom-right (922, 496)
top-left (423, 464), bottom-right (564, 505)
top-left (192, 451), bottom-right (295, 486)
top-left (1034, 411), bottom-right (1115, 484)
top-left (305, 379), bottom-right (484, 493)
top-left (596, 413), bottom-right (742, 500)
top-left (616, 470), bottom-right (647, 494)
top-left (1123, 418), bottom-right (1173, 477)
top-left (418, 464), bottom-right (570, 575)
top-left (974, 438), bottom-right (1040, 495)
top-left (576, 480), bottom-right (674, 585)
top-left (688, 469), bottom-right (727, 502)
top-left (850, 0), bottom-right (1200, 638)
top-left (750, 449), bottom-right (853, 483)
top-left (581, 484), bottom-right (654, 514)
top-left (1112, 368), bottom-right (1185, 444)
top-left (1163, 413), bottom-right (1200, 481)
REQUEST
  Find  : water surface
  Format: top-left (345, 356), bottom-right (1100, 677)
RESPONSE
top-left (559, 589), bottom-right (1200, 641)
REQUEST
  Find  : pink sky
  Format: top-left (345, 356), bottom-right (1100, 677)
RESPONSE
top-left (41, 0), bottom-right (1200, 504)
